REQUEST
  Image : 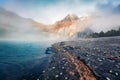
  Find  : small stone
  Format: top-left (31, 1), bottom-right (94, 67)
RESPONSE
top-left (102, 58), bottom-right (105, 60)
top-left (36, 79), bottom-right (39, 80)
top-left (62, 67), bottom-right (65, 69)
top-left (58, 49), bottom-right (60, 51)
top-left (42, 70), bottom-right (45, 73)
top-left (93, 48), bottom-right (96, 50)
top-left (55, 75), bottom-right (59, 78)
top-left (118, 63), bottom-right (120, 65)
top-left (52, 67), bottom-right (55, 69)
top-left (66, 62), bottom-right (68, 64)
top-left (98, 58), bottom-right (102, 62)
top-left (60, 72), bottom-right (63, 75)
top-left (115, 72), bottom-right (118, 76)
top-left (63, 50), bottom-right (66, 52)
top-left (99, 59), bottom-right (102, 62)
top-left (106, 77), bottom-right (110, 80)
top-left (111, 60), bottom-right (115, 62)
top-left (104, 51), bottom-right (106, 54)
top-left (116, 65), bottom-right (119, 68)
top-left (109, 70), bottom-right (112, 73)
top-left (65, 77), bottom-right (68, 80)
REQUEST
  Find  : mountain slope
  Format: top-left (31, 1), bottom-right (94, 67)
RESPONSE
top-left (33, 14), bottom-right (94, 39)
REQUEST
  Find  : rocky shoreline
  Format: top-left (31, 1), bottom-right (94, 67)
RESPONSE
top-left (41, 36), bottom-right (120, 80)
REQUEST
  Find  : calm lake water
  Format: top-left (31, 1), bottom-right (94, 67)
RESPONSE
top-left (0, 41), bottom-right (50, 80)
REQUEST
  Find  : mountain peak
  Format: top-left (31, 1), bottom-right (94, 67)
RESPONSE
top-left (63, 14), bottom-right (79, 21)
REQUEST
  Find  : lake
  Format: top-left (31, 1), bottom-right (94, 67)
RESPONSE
top-left (0, 41), bottom-right (50, 80)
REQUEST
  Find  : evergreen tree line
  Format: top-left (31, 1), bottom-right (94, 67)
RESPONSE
top-left (88, 27), bottom-right (120, 38)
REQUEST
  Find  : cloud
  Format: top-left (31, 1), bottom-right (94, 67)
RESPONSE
top-left (96, 0), bottom-right (120, 14)
top-left (3, 0), bottom-right (96, 24)
top-left (85, 0), bottom-right (120, 32)
top-left (90, 14), bottom-right (120, 32)
top-left (113, 4), bottom-right (120, 13)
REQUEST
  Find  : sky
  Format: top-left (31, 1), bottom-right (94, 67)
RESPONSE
top-left (0, 0), bottom-right (119, 24)
top-left (0, 0), bottom-right (96, 24)
top-left (0, 0), bottom-right (120, 31)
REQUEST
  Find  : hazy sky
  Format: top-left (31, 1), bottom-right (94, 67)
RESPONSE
top-left (0, 0), bottom-right (119, 24)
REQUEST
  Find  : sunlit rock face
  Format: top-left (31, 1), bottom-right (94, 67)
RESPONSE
top-left (33, 14), bottom-right (93, 40)
top-left (51, 14), bottom-right (80, 39)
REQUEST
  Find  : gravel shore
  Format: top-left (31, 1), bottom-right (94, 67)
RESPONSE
top-left (42, 36), bottom-right (120, 80)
